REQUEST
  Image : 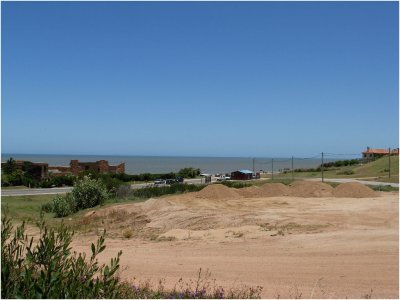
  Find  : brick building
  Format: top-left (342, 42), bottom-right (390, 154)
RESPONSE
top-left (48, 160), bottom-right (125, 176)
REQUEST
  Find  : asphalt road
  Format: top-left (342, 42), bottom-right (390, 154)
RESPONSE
top-left (1, 178), bottom-right (215, 197)
top-left (1, 177), bottom-right (397, 197)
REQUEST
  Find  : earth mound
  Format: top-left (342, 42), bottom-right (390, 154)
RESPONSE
top-left (289, 181), bottom-right (334, 197)
top-left (194, 184), bottom-right (242, 200)
top-left (333, 182), bottom-right (378, 198)
top-left (259, 183), bottom-right (291, 197)
top-left (236, 186), bottom-right (265, 198)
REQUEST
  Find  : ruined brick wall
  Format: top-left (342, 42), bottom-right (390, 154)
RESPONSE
top-left (70, 160), bottom-right (81, 175)
top-left (108, 163), bottom-right (125, 174)
top-left (116, 163), bottom-right (125, 174)
top-left (97, 160), bottom-right (109, 173)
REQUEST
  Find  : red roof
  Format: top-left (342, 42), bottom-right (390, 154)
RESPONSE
top-left (362, 148), bottom-right (390, 155)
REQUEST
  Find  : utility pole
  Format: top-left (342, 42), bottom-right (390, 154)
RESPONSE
top-left (291, 156), bottom-right (294, 181)
top-left (389, 147), bottom-right (391, 178)
top-left (271, 158), bottom-right (274, 180)
top-left (252, 158), bottom-right (255, 174)
top-left (321, 152), bottom-right (324, 182)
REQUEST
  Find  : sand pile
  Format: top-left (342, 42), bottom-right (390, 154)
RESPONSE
top-left (333, 182), bottom-right (378, 198)
top-left (259, 183), bottom-right (291, 197)
top-left (289, 181), bottom-right (334, 197)
top-left (194, 184), bottom-right (242, 200)
top-left (236, 186), bottom-right (265, 198)
top-left (140, 198), bottom-right (173, 211)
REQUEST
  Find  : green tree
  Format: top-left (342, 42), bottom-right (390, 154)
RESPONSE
top-left (2, 157), bottom-right (17, 175)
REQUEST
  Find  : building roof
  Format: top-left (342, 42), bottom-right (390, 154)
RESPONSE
top-left (362, 148), bottom-right (390, 155)
top-left (237, 169), bottom-right (254, 174)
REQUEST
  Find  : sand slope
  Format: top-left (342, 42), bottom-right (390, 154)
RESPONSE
top-left (75, 183), bottom-right (396, 298)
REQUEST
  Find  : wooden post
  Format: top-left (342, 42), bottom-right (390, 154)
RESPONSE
top-left (321, 152), bottom-right (324, 182)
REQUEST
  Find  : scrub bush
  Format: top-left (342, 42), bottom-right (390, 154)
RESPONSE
top-left (52, 194), bottom-right (77, 218)
top-left (1, 215), bottom-right (125, 299)
top-left (72, 176), bottom-right (108, 210)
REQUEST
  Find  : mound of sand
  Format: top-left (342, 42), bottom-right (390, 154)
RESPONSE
top-left (140, 198), bottom-right (173, 211)
top-left (194, 184), bottom-right (242, 200)
top-left (236, 186), bottom-right (265, 198)
top-left (289, 181), bottom-right (334, 197)
top-left (333, 182), bottom-right (378, 198)
top-left (259, 183), bottom-right (291, 197)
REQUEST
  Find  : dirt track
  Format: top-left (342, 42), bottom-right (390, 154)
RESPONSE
top-left (72, 184), bottom-right (398, 298)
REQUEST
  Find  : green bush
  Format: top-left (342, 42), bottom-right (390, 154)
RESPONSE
top-left (52, 194), bottom-right (76, 217)
top-left (1, 214), bottom-right (127, 299)
top-left (178, 167), bottom-right (201, 178)
top-left (131, 183), bottom-right (204, 199)
top-left (40, 201), bottom-right (54, 213)
top-left (336, 170), bottom-right (355, 175)
top-left (99, 175), bottom-right (123, 194)
top-left (72, 176), bottom-right (108, 210)
top-left (219, 181), bottom-right (251, 189)
top-left (40, 175), bottom-right (76, 188)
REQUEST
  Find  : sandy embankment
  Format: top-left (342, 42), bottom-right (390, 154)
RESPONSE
top-left (71, 182), bottom-right (398, 298)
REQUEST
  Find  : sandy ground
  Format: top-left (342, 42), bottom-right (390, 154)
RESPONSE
top-left (68, 184), bottom-right (398, 299)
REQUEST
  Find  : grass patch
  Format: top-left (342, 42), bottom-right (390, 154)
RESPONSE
top-left (1, 194), bottom-right (56, 224)
top-left (368, 185), bottom-right (399, 192)
top-left (262, 156), bottom-right (399, 183)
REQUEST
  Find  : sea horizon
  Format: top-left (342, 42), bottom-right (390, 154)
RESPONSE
top-left (2, 153), bottom-right (352, 175)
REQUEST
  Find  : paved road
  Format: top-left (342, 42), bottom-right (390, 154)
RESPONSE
top-left (1, 187), bottom-right (73, 196)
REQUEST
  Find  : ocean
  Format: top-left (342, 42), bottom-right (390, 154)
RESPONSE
top-left (1, 154), bottom-right (342, 175)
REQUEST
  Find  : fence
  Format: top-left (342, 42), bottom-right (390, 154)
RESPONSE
top-left (251, 151), bottom-right (396, 182)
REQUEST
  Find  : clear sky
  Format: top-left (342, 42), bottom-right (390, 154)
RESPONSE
top-left (2, 2), bottom-right (398, 157)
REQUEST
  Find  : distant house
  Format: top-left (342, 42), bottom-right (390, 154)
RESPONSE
top-left (231, 169), bottom-right (254, 180)
top-left (362, 147), bottom-right (399, 159)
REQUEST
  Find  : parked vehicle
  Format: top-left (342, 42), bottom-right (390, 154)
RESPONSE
top-left (217, 175), bottom-right (230, 181)
top-left (154, 179), bottom-right (166, 185)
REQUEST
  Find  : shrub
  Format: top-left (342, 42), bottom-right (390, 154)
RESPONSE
top-left (131, 183), bottom-right (204, 199)
top-left (99, 175), bottom-right (123, 194)
top-left (72, 176), bottom-right (109, 210)
top-left (178, 167), bottom-right (201, 178)
top-left (336, 170), bottom-right (355, 175)
top-left (40, 201), bottom-right (54, 213)
top-left (116, 184), bottom-right (132, 198)
top-left (40, 175), bottom-right (76, 188)
top-left (1, 214), bottom-right (126, 299)
top-left (52, 194), bottom-right (76, 217)
top-left (220, 181), bottom-right (251, 189)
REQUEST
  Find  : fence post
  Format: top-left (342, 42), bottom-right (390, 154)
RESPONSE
top-left (321, 152), bottom-right (324, 182)
top-left (291, 156), bottom-right (294, 181)
top-left (272, 158), bottom-right (274, 180)
top-left (389, 148), bottom-right (391, 178)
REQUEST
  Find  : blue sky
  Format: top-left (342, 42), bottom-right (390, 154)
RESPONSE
top-left (2, 2), bottom-right (398, 157)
